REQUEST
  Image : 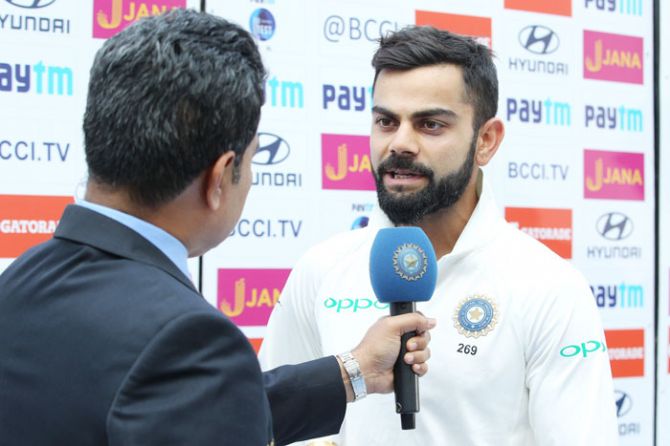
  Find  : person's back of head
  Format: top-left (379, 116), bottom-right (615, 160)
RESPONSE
top-left (83, 9), bottom-right (266, 208)
top-left (372, 26), bottom-right (498, 131)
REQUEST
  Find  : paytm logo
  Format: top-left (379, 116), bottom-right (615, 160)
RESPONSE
top-left (584, 149), bottom-right (644, 200)
top-left (591, 283), bottom-right (644, 308)
top-left (266, 76), bottom-right (303, 108)
top-left (584, 0), bottom-right (642, 15)
top-left (506, 97), bottom-right (571, 126)
top-left (505, 0), bottom-right (572, 16)
top-left (322, 84), bottom-right (371, 111)
top-left (416, 10), bottom-right (491, 48)
top-left (0, 61), bottom-right (72, 96)
top-left (217, 268), bottom-right (290, 326)
top-left (584, 30), bottom-right (643, 84)
top-left (321, 133), bottom-right (375, 191)
top-left (585, 104), bottom-right (643, 132)
top-left (93, 0), bottom-right (185, 39)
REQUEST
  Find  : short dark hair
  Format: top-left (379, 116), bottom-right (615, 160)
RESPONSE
top-left (372, 26), bottom-right (498, 131)
top-left (83, 9), bottom-right (266, 207)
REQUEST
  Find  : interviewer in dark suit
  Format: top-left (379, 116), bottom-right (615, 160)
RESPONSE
top-left (0, 9), bottom-right (435, 446)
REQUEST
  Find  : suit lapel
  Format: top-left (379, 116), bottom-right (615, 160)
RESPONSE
top-left (54, 205), bottom-right (197, 292)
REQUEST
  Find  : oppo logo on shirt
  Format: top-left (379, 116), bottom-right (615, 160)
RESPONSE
top-left (323, 297), bottom-right (389, 313)
top-left (559, 340), bottom-right (607, 358)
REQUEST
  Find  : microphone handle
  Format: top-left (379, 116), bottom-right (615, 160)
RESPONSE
top-left (390, 301), bottom-right (419, 430)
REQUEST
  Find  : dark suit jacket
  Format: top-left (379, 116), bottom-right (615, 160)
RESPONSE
top-left (0, 205), bottom-right (345, 445)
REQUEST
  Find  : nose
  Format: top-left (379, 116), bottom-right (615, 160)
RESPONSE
top-left (388, 121), bottom-right (419, 157)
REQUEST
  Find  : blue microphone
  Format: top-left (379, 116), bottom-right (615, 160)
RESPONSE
top-left (369, 227), bottom-right (437, 430)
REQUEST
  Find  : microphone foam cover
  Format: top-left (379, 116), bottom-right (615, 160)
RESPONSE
top-left (369, 227), bottom-right (437, 304)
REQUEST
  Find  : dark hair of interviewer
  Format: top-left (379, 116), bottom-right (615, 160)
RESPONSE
top-left (83, 9), bottom-right (266, 208)
top-left (372, 26), bottom-right (498, 131)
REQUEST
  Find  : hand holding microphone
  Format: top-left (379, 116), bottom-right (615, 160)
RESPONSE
top-left (369, 227), bottom-right (438, 430)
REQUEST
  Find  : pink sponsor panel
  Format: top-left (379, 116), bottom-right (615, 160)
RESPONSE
top-left (321, 133), bottom-right (375, 191)
top-left (217, 269), bottom-right (291, 327)
top-left (93, 0), bottom-right (186, 39)
top-left (583, 30), bottom-right (643, 84)
top-left (584, 149), bottom-right (644, 200)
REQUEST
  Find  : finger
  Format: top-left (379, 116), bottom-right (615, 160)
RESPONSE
top-left (404, 347), bottom-right (430, 365)
top-left (412, 362), bottom-right (428, 377)
top-left (386, 313), bottom-right (437, 336)
top-left (406, 331), bottom-right (430, 352)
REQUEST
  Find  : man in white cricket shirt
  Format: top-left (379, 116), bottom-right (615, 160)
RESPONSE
top-left (260, 26), bottom-right (618, 446)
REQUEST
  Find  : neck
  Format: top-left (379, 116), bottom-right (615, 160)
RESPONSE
top-left (415, 170), bottom-right (480, 259)
top-left (83, 179), bottom-right (205, 256)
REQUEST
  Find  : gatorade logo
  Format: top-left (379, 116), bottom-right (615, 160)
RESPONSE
top-left (505, 207), bottom-right (572, 258)
top-left (504, 0), bottom-right (572, 16)
top-left (415, 10), bottom-right (492, 48)
top-left (605, 329), bottom-right (644, 378)
top-left (248, 338), bottom-right (263, 354)
top-left (0, 195), bottom-right (72, 258)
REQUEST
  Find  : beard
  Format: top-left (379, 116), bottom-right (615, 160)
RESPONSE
top-left (374, 136), bottom-right (476, 226)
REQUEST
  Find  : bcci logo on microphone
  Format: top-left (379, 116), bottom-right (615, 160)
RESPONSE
top-left (392, 243), bottom-right (427, 281)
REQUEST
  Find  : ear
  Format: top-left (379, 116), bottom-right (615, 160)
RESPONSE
top-left (205, 151), bottom-right (237, 211)
top-left (475, 117), bottom-right (505, 166)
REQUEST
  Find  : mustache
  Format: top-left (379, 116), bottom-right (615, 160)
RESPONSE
top-left (376, 155), bottom-right (434, 178)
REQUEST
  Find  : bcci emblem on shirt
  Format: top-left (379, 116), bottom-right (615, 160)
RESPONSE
top-left (392, 243), bottom-right (428, 281)
top-left (454, 295), bottom-right (499, 338)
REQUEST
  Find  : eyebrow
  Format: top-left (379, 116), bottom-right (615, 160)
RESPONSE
top-left (372, 105), bottom-right (458, 120)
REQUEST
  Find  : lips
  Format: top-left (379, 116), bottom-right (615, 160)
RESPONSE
top-left (387, 168), bottom-right (424, 179)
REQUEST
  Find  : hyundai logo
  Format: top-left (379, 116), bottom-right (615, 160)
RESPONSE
top-left (253, 133), bottom-right (290, 166)
top-left (596, 212), bottom-right (633, 241)
top-left (518, 25), bottom-right (559, 55)
top-left (614, 390), bottom-right (632, 418)
top-left (4, 0), bottom-right (56, 8)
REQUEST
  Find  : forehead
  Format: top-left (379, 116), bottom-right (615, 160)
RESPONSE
top-left (372, 64), bottom-right (470, 115)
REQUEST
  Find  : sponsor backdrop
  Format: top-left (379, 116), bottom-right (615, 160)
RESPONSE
top-left (657, 1), bottom-right (669, 445)
top-left (0, 0), bottom-right (662, 444)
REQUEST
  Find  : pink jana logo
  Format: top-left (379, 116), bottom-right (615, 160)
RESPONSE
top-left (583, 30), bottom-right (643, 84)
top-left (321, 133), bottom-right (375, 191)
top-left (584, 149), bottom-right (644, 200)
top-left (93, 0), bottom-right (185, 39)
top-left (217, 269), bottom-right (290, 327)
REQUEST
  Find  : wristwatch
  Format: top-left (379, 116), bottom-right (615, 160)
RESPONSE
top-left (338, 351), bottom-right (367, 401)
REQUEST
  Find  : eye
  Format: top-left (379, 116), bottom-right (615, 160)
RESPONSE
top-left (374, 116), bottom-right (396, 128)
top-left (421, 120), bottom-right (444, 131)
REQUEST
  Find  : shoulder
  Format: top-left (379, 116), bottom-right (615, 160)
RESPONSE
top-left (496, 222), bottom-right (586, 288)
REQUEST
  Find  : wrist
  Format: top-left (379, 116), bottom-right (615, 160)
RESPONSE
top-left (336, 351), bottom-right (367, 402)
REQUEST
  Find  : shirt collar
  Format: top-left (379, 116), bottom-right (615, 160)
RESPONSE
top-left (368, 168), bottom-right (505, 262)
top-left (75, 199), bottom-right (191, 279)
